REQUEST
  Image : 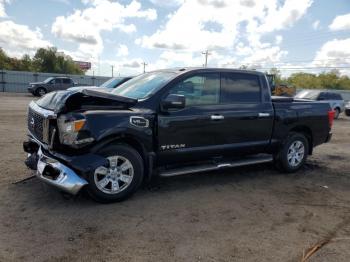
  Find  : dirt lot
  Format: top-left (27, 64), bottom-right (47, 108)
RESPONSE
top-left (0, 93), bottom-right (350, 262)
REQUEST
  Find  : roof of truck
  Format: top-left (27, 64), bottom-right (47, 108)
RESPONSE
top-left (151, 67), bottom-right (266, 76)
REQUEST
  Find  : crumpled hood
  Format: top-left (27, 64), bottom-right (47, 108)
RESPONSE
top-left (35, 88), bottom-right (137, 113)
top-left (68, 86), bottom-right (113, 92)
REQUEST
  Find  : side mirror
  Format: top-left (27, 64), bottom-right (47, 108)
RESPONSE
top-left (161, 94), bottom-right (185, 111)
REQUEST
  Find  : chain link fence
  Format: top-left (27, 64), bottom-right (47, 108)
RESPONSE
top-left (0, 70), bottom-right (111, 93)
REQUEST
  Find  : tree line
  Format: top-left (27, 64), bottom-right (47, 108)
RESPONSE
top-left (0, 47), bottom-right (84, 75)
top-left (1, 47), bottom-right (350, 90)
top-left (270, 68), bottom-right (350, 90)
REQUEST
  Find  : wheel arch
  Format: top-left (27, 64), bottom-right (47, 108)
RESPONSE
top-left (289, 125), bottom-right (313, 155)
top-left (90, 134), bottom-right (153, 181)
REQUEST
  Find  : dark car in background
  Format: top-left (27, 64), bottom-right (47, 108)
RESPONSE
top-left (345, 101), bottom-right (350, 117)
top-left (28, 77), bottom-right (77, 97)
top-left (68, 77), bottom-right (133, 92)
top-left (295, 90), bottom-right (345, 119)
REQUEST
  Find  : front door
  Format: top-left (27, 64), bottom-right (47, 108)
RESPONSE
top-left (157, 72), bottom-right (224, 164)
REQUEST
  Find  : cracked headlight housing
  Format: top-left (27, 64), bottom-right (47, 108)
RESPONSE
top-left (57, 115), bottom-right (94, 146)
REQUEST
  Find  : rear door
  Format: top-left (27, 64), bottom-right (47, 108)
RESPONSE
top-left (62, 78), bottom-right (72, 90)
top-left (217, 72), bottom-right (274, 153)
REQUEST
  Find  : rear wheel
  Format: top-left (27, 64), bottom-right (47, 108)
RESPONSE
top-left (275, 132), bottom-right (309, 173)
top-left (86, 144), bottom-right (144, 203)
top-left (334, 108), bottom-right (340, 119)
top-left (36, 87), bottom-right (47, 97)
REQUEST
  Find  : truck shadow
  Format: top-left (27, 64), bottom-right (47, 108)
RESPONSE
top-left (12, 159), bottom-right (325, 206)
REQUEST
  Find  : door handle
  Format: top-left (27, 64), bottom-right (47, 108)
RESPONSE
top-left (258, 112), bottom-right (270, 118)
top-left (211, 115), bottom-right (224, 120)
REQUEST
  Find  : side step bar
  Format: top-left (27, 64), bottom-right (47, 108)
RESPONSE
top-left (159, 154), bottom-right (273, 177)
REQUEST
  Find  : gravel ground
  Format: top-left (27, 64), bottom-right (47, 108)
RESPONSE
top-left (0, 93), bottom-right (350, 262)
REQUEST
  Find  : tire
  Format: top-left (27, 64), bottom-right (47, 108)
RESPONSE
top-left (334, 108), bottom-right (340, 119)
top-left (35, 87), bottom-right (47, 97)
top-left (275, 132), bottom-right (309, 173)
top-left (86, 144), bottom-right (144, 203)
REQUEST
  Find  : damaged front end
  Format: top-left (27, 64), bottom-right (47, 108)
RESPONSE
top-left (24, 139), bottom-right (108, 195)
top-left (23, 89), bottom-right (133, 195)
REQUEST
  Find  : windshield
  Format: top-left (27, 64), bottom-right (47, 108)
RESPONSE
top-left (295, 90), bottom-right (320, 100)
top-left (100, 78), bottom-right (126, 88)
top-left (111, 72), bottom-right (176, 99)
top-left (43, 77), bottom-right (54, 83)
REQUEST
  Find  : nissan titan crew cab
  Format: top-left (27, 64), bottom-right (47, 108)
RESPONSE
top-left (23, 68), bottom-right (334, 203)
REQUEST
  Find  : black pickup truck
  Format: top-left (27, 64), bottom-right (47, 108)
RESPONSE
top-left (23, 68), bottom-right (334, 202)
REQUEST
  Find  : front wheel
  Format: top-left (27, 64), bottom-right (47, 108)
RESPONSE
top-left (275, 132), bottom-right (309, 173)
top-left (36, 87), bottom-right (47, 97)
top-left (86, 144), bottom-right (144, 203)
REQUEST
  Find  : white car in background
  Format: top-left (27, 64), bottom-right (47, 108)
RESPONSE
top-left (295, 90), bottom-right (345, 119)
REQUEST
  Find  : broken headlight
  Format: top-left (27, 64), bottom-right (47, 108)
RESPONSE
top-left (57, 115), bottom-right (94, 146)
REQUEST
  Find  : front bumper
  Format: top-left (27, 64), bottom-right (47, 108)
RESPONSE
top-left (36, 147), bottom-right (88, 195)
top-left (24, 139), bottom-right (108, 195)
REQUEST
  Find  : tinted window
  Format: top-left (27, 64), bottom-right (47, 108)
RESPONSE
top-left (53, 78), bottom-right (61, 84)
top-left (169, 73), bottom-right (220, 106)
top-left (295, 90), bottom-right (319, 100)
top-left (333, 93), bottom-right (343, 100)
top-left (318, 92), bottom-right (326, 100)
top-left (221, 73), bottom-right (261, 103)
top-left (62, 78), bottom-right (71, 84)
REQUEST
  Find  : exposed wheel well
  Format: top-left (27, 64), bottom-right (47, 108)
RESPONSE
top-left (290, 126), bottom-right (313, 155)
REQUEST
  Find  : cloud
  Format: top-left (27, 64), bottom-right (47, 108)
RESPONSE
top-left (123, 60), bottom-right (142, 68)
top-left (197, 0), bottom-right (227, 8)
top-left (0, 21), bottom-right (51, 57)
top-left (116, 44), bottom-right (129, 57)
top-left (138, 0), bottom-right (310, 70)
top-left (51, 0), bottom-right (157, 59)
top-left (239, 0), bottom-right (255, 7)
top-left (256, 0), bottom-right (313, 33)
top-left (0, 0), bottom-right (10, 17)
top-left (149, 0), bottom-right (184, 7)
top-left (138, 0), bottom-right (312, 53)
top-left (312, 38), bottom-right (350, 75)
top-left (313, 38), bottom-right (350, 65)
top-left (329, 13), bottom-right (350, 31)
top-left (312, 20), bottom-right (320, 30)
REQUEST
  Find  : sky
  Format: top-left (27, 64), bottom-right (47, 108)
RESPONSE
top-left (0, 0), bottom-right (350, 77)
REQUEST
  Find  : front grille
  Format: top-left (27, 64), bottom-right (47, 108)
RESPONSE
top-left (28, 107), bottom-right (45, 141)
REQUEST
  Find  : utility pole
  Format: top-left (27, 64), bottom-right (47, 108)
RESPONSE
top-left (111, 65), bottom-right (114, 77)
top-left (201, 50), bottom-right (211, 67)
top-left (141, 62), bottom-right (148, 73)
top-left (98, 56), bottom-right (100, 76)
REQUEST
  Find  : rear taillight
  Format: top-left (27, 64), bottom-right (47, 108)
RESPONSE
top-left (328, 110), bottom-right (335, 129)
